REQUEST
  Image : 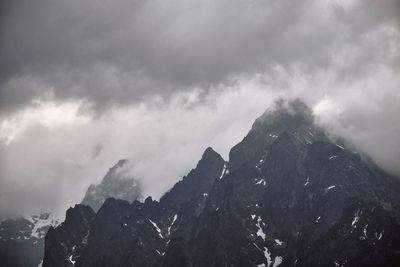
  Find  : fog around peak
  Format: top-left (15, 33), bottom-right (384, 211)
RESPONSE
top-left (0, 0), bottom-right (399, 216)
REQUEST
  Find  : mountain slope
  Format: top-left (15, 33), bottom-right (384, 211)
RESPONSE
top-left (43, 147), bottom-right (226, 267)
top-left (43, 101), bottom-right (400, 267)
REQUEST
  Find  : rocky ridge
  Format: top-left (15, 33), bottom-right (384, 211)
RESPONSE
top-left (41, 100), bottom-right (400, 267)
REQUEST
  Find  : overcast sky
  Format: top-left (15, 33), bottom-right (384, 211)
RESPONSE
top-left (0, 0), bottom-right (399, 217)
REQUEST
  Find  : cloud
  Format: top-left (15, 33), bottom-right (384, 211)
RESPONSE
top-left (1, 0), bottom-right (397, 114)
top-left (0, 85), bottom-right (279, 217)
top-left (312, 65), bottom-right (400, 176)
top-left (0, 0), bottom-right (399, 216)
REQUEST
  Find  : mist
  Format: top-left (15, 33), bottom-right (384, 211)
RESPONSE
top-left (0, 0), bottom-right (399, 217)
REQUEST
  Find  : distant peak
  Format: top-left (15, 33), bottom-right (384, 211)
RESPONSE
top-left (81, 159), bottom-right (141, 211)
top-left (115, 159), bottom-right (128, 167)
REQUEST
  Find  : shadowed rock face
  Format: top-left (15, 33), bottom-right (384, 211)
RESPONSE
top-left (44, 101), bottom-right (400, 267)
top-left (160, 147), bottom-right (226, 214)
top-left (43, 205), bottom-right (95, 267)
top-left (81, 159), bottom-right (142, 212)
top-left (228, 99), bottom-right (328, 171)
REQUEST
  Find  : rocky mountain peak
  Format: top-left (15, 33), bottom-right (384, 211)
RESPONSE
top-left (229, 99), bottom-right (327, 171)
top-left (160, 147), bottom-right (226, 212)
top-left (81, 159), bottom-right (142, 211)
top-left (42, 102), bottom-right (400, 267)
top-left (250, 99), bottom-right (313, 132)
top-left (202, 146), bottom-right (220, 158)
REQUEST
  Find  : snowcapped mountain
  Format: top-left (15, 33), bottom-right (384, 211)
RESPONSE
top-left (0, 212), bottom-right (60, 267)
top-left (25, 213), bottom-right (61, 240)
top-left (81, 159), bottom-right (142, 212)
top-left (42, 100), bottom-right (400, 267)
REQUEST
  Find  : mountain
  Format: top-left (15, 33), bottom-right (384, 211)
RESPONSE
top-left (43, 100), bottom-right (400, 267)
top-left (43, 147), bottom-right (226, 267)
top-left (0, 212), bottom-right (60, 267)
top-left (0, 159), bottom-right (141, 267)
top-left (81, 159), bottom-right (142, 212)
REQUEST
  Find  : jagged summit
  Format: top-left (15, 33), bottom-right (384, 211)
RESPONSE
top-left (202, 146), bottom-right (221, 159)
top-left (81, 159), bottom-right (142, 211)
top-left (229, 99), bottom-right (328, 171)
top-left (44, 146), bottom-right (227, 267)
top-left (251, 99), bottom-right (313, 131)
top-left (43, 101), bottom-right (400, 267)
top-left (160, 146), bottom-right (226, 212)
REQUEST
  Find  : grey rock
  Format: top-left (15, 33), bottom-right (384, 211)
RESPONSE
top-left (81, 159), bottom-right (142, 211)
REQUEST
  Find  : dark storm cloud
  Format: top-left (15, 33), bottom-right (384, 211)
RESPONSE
top-left (2, 0), bottom-right (398, 114)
